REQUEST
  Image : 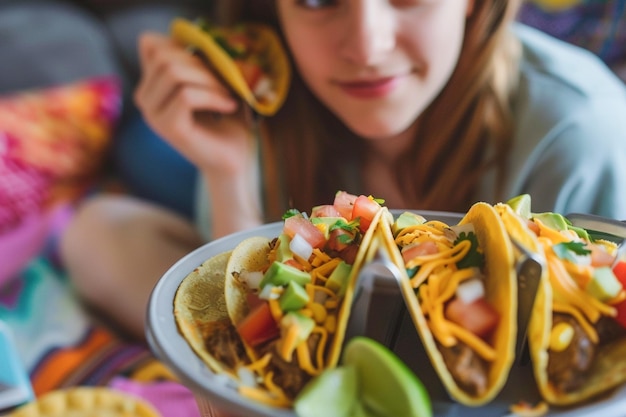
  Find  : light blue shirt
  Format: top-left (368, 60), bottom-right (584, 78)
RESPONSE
top-left (476, 24), bottom-right (626, 220)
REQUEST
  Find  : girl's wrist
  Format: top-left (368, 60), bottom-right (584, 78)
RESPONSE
top-left (203, 168), bottom-right (263, 239)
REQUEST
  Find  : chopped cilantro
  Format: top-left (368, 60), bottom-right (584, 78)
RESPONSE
top-left (407, 266), bottom-right (419, 279)
top-left (454, 232), bottom-right (484, 269)
top-left (553, 241), bottom-right (591, 263)
top-left (371, 196), bottom-right (385, 205)
top-left (282, 208), bottom-right (301, 219)
top-left (329, 219), bottom-right (360, 233)
top-left (329, 219), bottom-right (360, 245)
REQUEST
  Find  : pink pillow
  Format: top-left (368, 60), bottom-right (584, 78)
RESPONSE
top-left (0, 76), bottom-right (121, 284)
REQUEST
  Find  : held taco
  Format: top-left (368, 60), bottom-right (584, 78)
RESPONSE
top-left (170, 17), bottom-right (291, 116)
top-left (176, 191), bottom-right (385, 408)
top-left (500, 195), bottom-right (626, 406)
top-left (377, 202), bottom-right (517, 406)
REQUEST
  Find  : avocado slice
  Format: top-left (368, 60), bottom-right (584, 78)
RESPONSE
top-left (276, 233), bottom-right (294, 262)
top-left (586, 266), bottom-right (622, 302)
top-left (506, 194), bottom-right (532, 219)
top-left (281, 311), bottom-right (315, 340)
top-left (325, 261), bottom-right (353, 297)
top-left (260, 261), bottom-right (311, 289)
top-left (279, 280), bottom-right (310, 312)
top-left (311, 217), bottom-right (345, 239)
top-left (533, 212), bottom-right (569, 231)
top-left (392, 212), bottom-right (426, 236)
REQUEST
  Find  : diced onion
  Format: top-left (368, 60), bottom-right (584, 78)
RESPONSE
top-left (447, 223), bottom-right (475, 240)
top-left (259, 284), bottom-right (281, 300)
top-left (290, 233), bottom-right (313, 261)
top-left (253, 76), bottom-right (272, 99)
top-left (455, 278), bottom-right (485, 304)
top-left (237, 366), bottom-right (258, 387)
top-left (240, 270), bottom-right (264, 290)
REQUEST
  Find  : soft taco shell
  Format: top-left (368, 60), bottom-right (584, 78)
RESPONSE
top-left (170, 18), bottom-right (291, 116)
top-left (174, 250), bottom-right (247, 375)
top-left (378, 203), bottom-right (517, 406)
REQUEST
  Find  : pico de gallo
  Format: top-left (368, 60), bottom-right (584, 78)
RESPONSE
top-left (230, 191), bottom-right (384, 404)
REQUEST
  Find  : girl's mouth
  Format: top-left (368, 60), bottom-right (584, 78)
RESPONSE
top-left (336, 76), bottom-right (400, 99)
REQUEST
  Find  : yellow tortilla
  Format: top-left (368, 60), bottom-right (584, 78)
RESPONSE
top-left (378, 203), bottom-right (517, 406)
top-left (174, 251), bottom-right (247, 376)
top-left (497, 202), bottom-right (626, 406)
top-left (9, 387), bottom-right (161, 417)
top-left (222, 208), bottom-right (386, 401)
top-left (170, 18), bottom-right (291, 116)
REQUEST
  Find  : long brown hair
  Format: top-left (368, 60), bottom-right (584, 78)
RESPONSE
top-left (212, 0), bottom-right (522, 220)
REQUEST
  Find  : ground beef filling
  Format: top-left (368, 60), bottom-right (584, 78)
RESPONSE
top-left (438, 340), bottom-right (489, 397)
top-left (547, 313), bottom-right (626, 393)
top-left (202, 319), bottom-right (247, 370)
top-left (257, 340), bottom-right (312, 399)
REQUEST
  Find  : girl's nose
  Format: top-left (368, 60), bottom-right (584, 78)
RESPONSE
top-left (338, 1), bottom-right (395, 66)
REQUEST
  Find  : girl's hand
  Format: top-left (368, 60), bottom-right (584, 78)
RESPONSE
top-left (134, 32), bottom-right (256, 177)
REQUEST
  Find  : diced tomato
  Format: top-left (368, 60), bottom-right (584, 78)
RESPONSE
top-left (236, 301), bottom-right (279, 347)
top-left (445, 297), bottom-right (500, 339)
top-left (401, 241), bottom-right (439, 264)
top-left (333, 191), bottom-right (358, 220)
top-left (351, 195), bottom-right (380, 232)
top-left (338, 244), bottom-right (359, 265)
top-left (311, 204), bottom-right (342, 218)
top-left (614, 302), bottom-right (626, 329)
top-left (327, 227), bottom-right (356, 252)
top-left (284, 258), bottom-right (306, 271)
top-left (526, 219), bottom-right (540, 236)
top-left (612, 260), bottom-right (626, 288)
top-left (246, 292), bottom-right (264, 311)
top-left (590, 244), bottom-right (616, 267)
top-left (234, 60), bottom-right (263, 90)
top-left (283, 216), bottom-right (327, 249)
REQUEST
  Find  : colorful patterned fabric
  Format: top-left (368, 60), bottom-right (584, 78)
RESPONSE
top-left (519, 0), bottom-right (626, 80)
top-left (0, 76), bottom-right (120, 284)
top-left (0, 257), bottom-right (198, 415)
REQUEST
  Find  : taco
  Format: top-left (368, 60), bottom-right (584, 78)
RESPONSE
top-left (174, 251), bottom-right (249, 377)
top-left (499, 195), bottom-right (626, 406)
top-left (175, 191), bottom-right (385, 408)
top-left (170, 17), bottom-right (291, 116)
top-left (377, 202), bottom-right (517, 406)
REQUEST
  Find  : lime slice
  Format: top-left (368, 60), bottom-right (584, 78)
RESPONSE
top-left (294, 366), bottom-right (358, 417)
top-left (342, 337), bottom-right (432, 417)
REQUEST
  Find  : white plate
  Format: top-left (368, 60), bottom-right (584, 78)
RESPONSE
top-left (146, 211), bottom-right (626, 417)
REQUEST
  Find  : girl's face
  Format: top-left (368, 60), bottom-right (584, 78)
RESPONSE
top-left (276, 0), bottom-right (473, 140)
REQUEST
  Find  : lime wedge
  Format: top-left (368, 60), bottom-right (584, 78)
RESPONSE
top-left (294, 366), bottom-right (358, 417)
top-left (342, 337), bottom-right (432, 417)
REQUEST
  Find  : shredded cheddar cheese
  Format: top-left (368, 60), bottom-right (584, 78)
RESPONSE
top-left (552, 302), bottom-right (599, 343)
top-left (396, 220), bottom-right (498, 365)
top-left (532, 217), bottom-right (624, 354)
top-left (409, 239), bottom-right (471, 288)
top-left (245, 353), bottom-right (272, 372)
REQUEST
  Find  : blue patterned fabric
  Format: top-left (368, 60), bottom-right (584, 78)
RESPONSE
top-left (518, 0), bottom-right (626, 80)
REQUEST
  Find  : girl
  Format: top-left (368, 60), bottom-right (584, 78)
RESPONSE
top-left (60, 0), bottom-right (626, 342)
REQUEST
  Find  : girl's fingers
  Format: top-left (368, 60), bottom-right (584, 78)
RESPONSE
top-left (136, 32), bottom-right (238, 117)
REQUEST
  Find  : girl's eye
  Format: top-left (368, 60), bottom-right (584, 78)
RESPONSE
top-left (295, 0), bottom-right (338, 9)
